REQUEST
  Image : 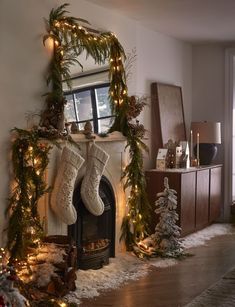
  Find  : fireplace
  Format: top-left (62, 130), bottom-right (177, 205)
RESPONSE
top-left (68, 175), bottom-right (116, 270)
top-left (39, 133), bottom-right (127, 259)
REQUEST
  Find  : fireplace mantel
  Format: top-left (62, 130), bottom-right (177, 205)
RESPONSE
top-left (70, 131), bottom-right (126, 143)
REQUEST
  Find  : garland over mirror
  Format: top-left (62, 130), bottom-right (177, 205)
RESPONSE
top-left (40, 3), bottom-right (128, 136)
top-left (7, 3), bottom-right (150, 267)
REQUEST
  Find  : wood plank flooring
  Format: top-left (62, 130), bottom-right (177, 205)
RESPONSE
top-left (80, 233), bottom-right (235, 307)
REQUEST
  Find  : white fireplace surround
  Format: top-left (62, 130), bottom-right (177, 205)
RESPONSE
top-left (38, 131), bottom-right (128, 254)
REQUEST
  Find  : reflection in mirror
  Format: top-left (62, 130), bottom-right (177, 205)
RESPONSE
top-left (63, 66), bottom-right (115, 134)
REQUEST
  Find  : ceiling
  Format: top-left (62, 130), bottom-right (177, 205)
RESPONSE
top-left (86, 0), bottom-right (235, 43)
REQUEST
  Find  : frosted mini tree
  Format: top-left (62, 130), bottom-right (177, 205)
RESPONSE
top-left (154, 177), bottom-right (183, 258)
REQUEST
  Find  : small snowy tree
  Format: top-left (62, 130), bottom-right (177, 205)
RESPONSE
top-left (153, 177), bottom-right (183, 258)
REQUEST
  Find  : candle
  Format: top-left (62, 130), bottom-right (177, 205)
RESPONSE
top-left (190, 130), bottom-right (193, 162)
top-left (197, 133), bottom-right (200, 166)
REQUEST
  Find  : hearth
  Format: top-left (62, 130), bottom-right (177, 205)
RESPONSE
top-left (68, 175), bottom-right (116, 270)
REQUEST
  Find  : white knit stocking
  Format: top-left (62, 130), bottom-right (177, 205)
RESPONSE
top-left (51, 146), bottom-right (85, 225)
top-left (81, 143), bottom-right (109, 216)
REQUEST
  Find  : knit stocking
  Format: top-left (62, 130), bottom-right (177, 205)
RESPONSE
top-left (81, 143), bottom-right (109, 216)
top-left (51, 146), bottom-right (85, 225)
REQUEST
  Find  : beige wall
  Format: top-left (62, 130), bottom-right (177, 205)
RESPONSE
top-left (135, 25), bottom-right (192, 168)
top-left (192, 45), bottom-right (225, 165)
top-left (0, 0), bottom-right (193, 245)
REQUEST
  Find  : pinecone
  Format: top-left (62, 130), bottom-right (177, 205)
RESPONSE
top-left (129, 121), bottom-right (145, 138)
top-left (126, 96), bottom-right (147, 120)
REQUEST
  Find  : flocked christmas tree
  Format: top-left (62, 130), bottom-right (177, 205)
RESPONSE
top-left (153, 177), bottom-right (183, 258)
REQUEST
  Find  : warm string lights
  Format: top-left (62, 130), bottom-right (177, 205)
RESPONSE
top-left (41, 3), bottom-right (124, 134)
top-left (7, 128), bottom-right (51, 262)
top-left (12, 242), bottom-right (74, 306)
top-left (119, 101), bottom-right (151, 251)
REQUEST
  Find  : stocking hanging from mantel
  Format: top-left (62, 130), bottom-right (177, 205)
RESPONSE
top-left (51, 146), bottom-right (85, 225)
top-left (81, 142), bottom-right (110, 216)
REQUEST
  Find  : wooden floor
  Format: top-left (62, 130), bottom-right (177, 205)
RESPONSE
top-left (80, 233), bottom-right (235, 307)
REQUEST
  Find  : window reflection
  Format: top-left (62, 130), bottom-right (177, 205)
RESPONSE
top-left (95, 86), bottom-right (112, 118)
top-left (64, 94), bottom-right (76, 122)
top-left (64, 83), bottom-right (115, 134)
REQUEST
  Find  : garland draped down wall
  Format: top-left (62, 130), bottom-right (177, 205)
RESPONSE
top-left (6, 3), bottom-right (150, 262)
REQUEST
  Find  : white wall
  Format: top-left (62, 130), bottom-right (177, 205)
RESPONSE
top-left (192, 45), bottom-right (225, 165)
top-left (192, 44), bottom-right (235, 220)
top-left (135, 25), bottom-right (192, 168)
top-left (0, 0), bottom-right (193, 245)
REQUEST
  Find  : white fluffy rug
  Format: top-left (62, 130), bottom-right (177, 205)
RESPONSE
top-left (149, 223), bottom-right (235, 268)
top-left (181, 223), bottom-right (235, 249)
top-left (65, 253), bottom-right (150, 305)
top-left (66, 223), bottom-right (235, 305)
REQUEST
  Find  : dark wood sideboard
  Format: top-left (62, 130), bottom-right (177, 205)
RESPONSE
top-left (145, 165), bottom-right (222, 237)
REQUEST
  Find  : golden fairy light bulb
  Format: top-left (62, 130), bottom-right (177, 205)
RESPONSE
top-left (36, 170), bottom-right (40, 176)
top-left (78, 26), bottom-right (82, 30)
top-left (54, 40), bottom-right (59, 47)
top-left (110, 58), bottom-right (114, 62)
top-left (123, 89), bottom-right (127, 95)
top-left (45, 36), bottom-right (57, 53)
top-left (54, 21), bottom-right (60, 28)
top-left (33, 158), bottom-right (38, 164)
top-left (28, 146), bottom-right (33, 152)
top-left (59, 303), bottom-right (67, 307)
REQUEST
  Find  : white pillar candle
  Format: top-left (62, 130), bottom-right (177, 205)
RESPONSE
top-left (190, 130), bottom-right (193, 161)
top-left (197, 133), bottom-right (200, 165)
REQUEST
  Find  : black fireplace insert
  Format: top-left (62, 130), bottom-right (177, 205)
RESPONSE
top-left (68, 175), bottom-right (116, 270)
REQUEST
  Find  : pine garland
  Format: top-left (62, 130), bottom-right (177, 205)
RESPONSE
top-left (40, 3), bottom-right (127, 133)
top-left (7, 128), bottom-right (51, 261)
top-left (119, 97), bottom-right (151, 250)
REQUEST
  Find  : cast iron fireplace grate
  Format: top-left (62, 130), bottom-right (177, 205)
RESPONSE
top-left (68, 175), bottom-right (116, 270)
